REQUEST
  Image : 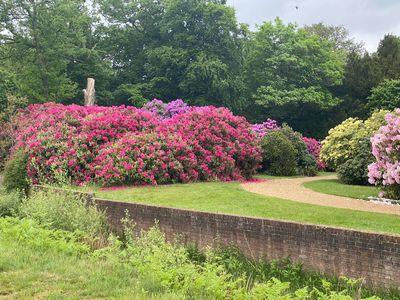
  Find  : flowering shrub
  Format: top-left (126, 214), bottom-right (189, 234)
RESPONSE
top-left (165, 99), bottom-right (189, 117)
top-left (368, 109), bottom-right (400, 199)
top-left (252, 119), bottom-right (279, 137)
top-left (143, 99), bottom-right (167, 117)
top-left (143, 98), bottom-right (189, 119)
top-left (163, 106), bottom-right (262, 180)
top-left (321, 111), bottom-right (388, 170)
top-left (13, 103), bottom-right (158, 185)
top-left (11, 102), bottom-right (261, 186)
top-left (302, 137), bottom-right (325, 170)
top-left (93, 131), bottom-right (199, 185)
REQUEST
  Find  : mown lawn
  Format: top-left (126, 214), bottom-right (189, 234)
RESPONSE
top-left (303, 179), bottom-right (380, 199)
top-left (83, 180), bottom-right (400, 235)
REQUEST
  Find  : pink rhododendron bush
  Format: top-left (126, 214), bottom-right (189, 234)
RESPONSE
top-left (368, 109), bottom-right (400, 199)
top-left (302, 137), bottom-right (325, 170)
top-left (11, 102), bottom-right (261, 186)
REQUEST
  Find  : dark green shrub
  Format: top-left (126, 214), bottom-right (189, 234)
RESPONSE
top-left (0, 188), bottom-right (22, 217)
top-left (385, 185), bottom-right (400, 200)
top-left (280, 124), bottom-right (318, 176)
top-left (261, 130), bottom-right (297, 176)
top-left (3, 149), bottom-right (29, 192)
top-left (337, 138), bottom-right (374, 185)
top-left (299, 154), bottom-right (319, 177)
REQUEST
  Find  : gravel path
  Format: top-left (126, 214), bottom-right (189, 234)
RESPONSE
top-left (241, 175), bottom-right (400, 215)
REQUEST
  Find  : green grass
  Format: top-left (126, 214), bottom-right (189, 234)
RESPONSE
top-left (0, 237), bottom-right (175, 299)
top-left (82, 181), bottom-right (400, 235)
top-left (303, 179), bottom-right (380, 199)
top-left (255, 171), bottom-right (334, 180)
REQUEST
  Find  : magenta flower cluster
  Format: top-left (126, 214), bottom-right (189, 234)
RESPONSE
top-left (302, 137), bottom-right (325, 170)
top-left (13, 102), bottom-right (261, 186)
top-left (368, 109), bottom-right (400, 189)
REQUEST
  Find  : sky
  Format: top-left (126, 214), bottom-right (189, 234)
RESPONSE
top-left (226, 0), bottom-right (400, 53)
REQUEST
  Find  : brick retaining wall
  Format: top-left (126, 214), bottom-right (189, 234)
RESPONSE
top-left (34, 185), bottom-right (400, 288)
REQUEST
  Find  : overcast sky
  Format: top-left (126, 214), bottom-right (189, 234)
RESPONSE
top-left (226, 0), bottom-right (400, 53)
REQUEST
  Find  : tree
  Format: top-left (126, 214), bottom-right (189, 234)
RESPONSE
top-left (337, 35), bottom-right (400, 119)
top-left (244, 19), bottom-right (344, 137)
top-left (304, 23), bottom-right (364, 55)
top-left (368, 79), bottom-right (400, 111)
top-left (377, 34), bottom-right (400, 79)
top-left (0, 0), bottom-right (106, 103)
top-left (338, 51), bottom-right (381, 118)
top-left (97, 0), bottom-right (248, 111)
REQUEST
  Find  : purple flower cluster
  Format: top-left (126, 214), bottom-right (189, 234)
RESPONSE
top-left (143, 99), bottom-right (167, 116)
top-left (143, 99), bottom-right (189, 119)
top-left (252, 119), bottom-right (279, 137)
top-left (166, 99), bottom-right (189, 117)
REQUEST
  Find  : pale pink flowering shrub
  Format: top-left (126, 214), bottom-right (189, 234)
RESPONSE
top-left (11, 103), bottom-right (261, 186)
top-left (368, 109), bottom-right (400, 199)
top-left (302, 137), bottom-right (325, 170)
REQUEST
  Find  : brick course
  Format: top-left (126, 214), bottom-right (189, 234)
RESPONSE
top-left (34, 185), bottom-right (400, 288)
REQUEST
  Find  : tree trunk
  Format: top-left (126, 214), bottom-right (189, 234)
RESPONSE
top-left (83, 78), bottom-right (95, 106)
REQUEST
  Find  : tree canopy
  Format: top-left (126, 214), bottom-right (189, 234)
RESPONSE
top-left (1, 0), bottom-right (399, 138)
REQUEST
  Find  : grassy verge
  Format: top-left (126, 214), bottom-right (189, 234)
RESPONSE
top-left (0, 230), bottom-right (177, 298)
top-left (82, 181), bottom-right (400, 235)
top-left (303, 179), bottom-right (380, 199)
top-left (1, 217), bottom-right (396, 299)
top-left (255, 171), bottom-right (335, 180)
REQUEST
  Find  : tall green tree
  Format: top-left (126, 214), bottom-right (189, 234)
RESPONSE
top-left (377, 34), bottom-right (400, 79)
top-left (338, 34), bottom-right (400, 118)
top-left (244, 19), bottom-right (344, 137)
top-left (304, 23), bottom-right (364, 55)
top-left (0, 0), bottom-right (108, 103)
top-left (368, 79), bottom-right (400, 111)
top-left (97, 0), bottom-right (248, 111)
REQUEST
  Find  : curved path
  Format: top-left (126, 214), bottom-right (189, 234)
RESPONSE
top-left (241, 175), bottom-right (400, 215)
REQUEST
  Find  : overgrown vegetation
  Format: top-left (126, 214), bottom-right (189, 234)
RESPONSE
top-left (2, 149), bottom-right (29, 192)
top-left (19, 189), bottom-right (109, 244)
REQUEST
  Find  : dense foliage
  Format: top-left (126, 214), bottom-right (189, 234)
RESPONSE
top-left (321, 110), bottom-right (388, 185)
top-left (245, 18), bottom-right (344, 136)
top-left (259, 125), bottom-right (320, 177)
top-left (279, 125), bottom-right (319, 176)
top-left (368, 79), bottom-right (400, 111)
top-left (10, 102), bottom-right (261, 186)
top-left (337, 139), bottom-right (374, 185)
top-left (2, 149), bottom-right (29, 192)
top-left (261, 130), bottom-right (297, 176)
top-left (368, 109), bottom-right (400, 199)
top-left (2, 1), bottom-right (399, 138)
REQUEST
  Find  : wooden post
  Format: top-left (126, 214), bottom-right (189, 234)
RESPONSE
top-left (83, 78), bottom-right (95, 106)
